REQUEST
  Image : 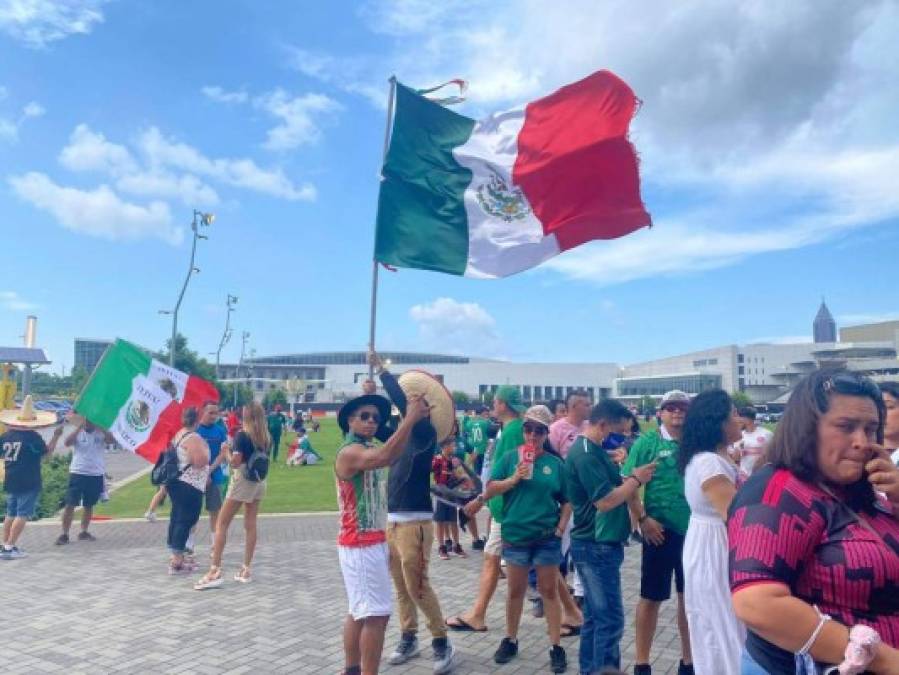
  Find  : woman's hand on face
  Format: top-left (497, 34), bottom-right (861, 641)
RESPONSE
top-left (866, 445), bottom-right (899, 503)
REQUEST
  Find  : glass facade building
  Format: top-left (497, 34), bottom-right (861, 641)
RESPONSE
top-left (617, 374), bottom-right (721, 397)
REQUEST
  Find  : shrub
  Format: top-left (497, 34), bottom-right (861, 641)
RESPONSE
top-left (0, 453), bottom-right (72, 521)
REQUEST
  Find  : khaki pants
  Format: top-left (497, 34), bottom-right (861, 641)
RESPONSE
top-left (387, 520), bottom-right (447, 639)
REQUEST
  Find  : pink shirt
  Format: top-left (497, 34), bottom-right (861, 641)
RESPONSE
top-left (549, 418), bottom-right (585, 459)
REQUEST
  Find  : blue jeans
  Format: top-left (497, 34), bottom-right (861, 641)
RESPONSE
top-left (740, 649), bottom-right (769, 675)
top-left (570, 539), bottom-right (624, 675)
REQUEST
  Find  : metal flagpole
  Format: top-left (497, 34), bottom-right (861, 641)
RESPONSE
top-left (368, 75), bottom-right (398, 379)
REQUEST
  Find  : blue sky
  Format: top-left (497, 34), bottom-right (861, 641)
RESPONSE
top-left (1, 0), bottom-right (898, 371)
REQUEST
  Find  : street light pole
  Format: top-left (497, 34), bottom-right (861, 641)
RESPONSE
top-left (215, 294), bottom-right (237, 378)
top-left (234, 330), bottom-right (250, 408)
top-left (169, 209), bottom-right (215, 366)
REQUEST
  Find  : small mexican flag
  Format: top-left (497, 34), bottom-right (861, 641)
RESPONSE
top-left (75, 339), bottom-right (219, 463)
top-left (375, 70), bottom-right (650, 278)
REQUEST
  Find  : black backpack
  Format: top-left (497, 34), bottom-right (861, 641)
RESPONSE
top-left (150, 432), bottom-right (193, 486)
top-left (243, 445), bottom-right (270, 482)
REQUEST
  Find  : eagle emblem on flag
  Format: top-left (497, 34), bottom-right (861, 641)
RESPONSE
top-left (475, 169), bottom-right (531, 222)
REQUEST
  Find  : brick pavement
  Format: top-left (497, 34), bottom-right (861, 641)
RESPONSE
top-left (2, 515), bottom-right (682, 674)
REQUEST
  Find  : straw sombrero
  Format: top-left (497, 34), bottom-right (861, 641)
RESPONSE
top-left (397, 370), bottom-right (456, 442)
top-left (0, 395), bottom-right (58, 428)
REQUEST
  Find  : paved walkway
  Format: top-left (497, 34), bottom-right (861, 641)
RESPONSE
top-left (2, 514), bottom-right (683, 674)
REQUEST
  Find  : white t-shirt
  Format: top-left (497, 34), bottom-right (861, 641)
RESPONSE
top-left (70, 429), bottom-right (107, 476)
top-left (737, 427), bottom-right (773, 476)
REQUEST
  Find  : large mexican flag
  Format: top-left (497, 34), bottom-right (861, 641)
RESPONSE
top-left (375, 70), bottom-right (651, 278)
top-left (75, 339), bottom-right (219, 463)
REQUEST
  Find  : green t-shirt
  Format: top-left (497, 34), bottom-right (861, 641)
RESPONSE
top-left (267, 412), bottom-right (285, 434)
top-left (492, 449), bottom-right (567, 546)
top-left (487, 417), bottom-right (524, 522)
top-left (468, 418), bottom-right (491, 455)
top-left (565, 436), bottom-right (630, 543)
top-left (620, 429), bottom-right (690, 535)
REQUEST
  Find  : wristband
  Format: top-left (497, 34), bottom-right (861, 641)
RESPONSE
top-left (828, 625), bottom-right (880, 675)
top-left (475, 494), bottom-right (485, 504)
top-left (628, 475), bottom-right (643, 487)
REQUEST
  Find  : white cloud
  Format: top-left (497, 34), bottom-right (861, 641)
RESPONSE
top-left (409, 297), bottom-right (500, 356)
top-left (137, 126), bottom-right (316, 200)
top-left (0, 0), bottom-right (109, 48)
top-left (0, 97), bottom-right (46, 143)
top-left (115, 170), bottom-right (219, 207)
top-left (201, 85), bottom-right (248, 104)
top-left (59, 123), bottom-right (136, 174)
top-left (254, 89), bottom-right (341, 151)
top-left (22, 100), bottom-right (44, 117)
top-left (0, 290), bottom-right (37, 311)
top-left (203, 83), bottom-right (341, 151)
top-left (0, 117), bottom-right (15, 141)
top-left (284, 47), bottom-right (389, 108)
top-left (9, 172), bottom-right (181, 245)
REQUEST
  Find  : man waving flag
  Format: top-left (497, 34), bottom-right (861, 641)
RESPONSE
top-left (375, 69), bottom-right (650, 278)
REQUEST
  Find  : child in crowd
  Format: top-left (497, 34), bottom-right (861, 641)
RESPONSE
top-left (432, 436), bottom-right (468, 560)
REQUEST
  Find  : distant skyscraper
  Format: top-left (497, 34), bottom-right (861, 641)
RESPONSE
top-left (813, 299), bottom-right (837, 343)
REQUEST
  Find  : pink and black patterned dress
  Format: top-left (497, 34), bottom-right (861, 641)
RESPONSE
top-left (728, 465), bottom-right (899, 674)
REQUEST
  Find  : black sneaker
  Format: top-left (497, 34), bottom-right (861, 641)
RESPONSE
top-left (388, 633), bottom-right (420, 665)
top-left (678, 661), bottom-right (694, 675)
top-left (634, 665), bottom-right (652, 675)
top-left (471, 538), bottom-right (485, 551)
top-left (55, 533), bottom-right (70, 546)
top-left (549, 644), bottom-right (567, 673)
top-left (493, 637), bottom-right (518, 664)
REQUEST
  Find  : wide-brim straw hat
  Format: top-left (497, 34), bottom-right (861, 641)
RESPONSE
top-left (398, 369), bottom-right (456, 443)
top-left (0, 395), bottom-right (58, 428)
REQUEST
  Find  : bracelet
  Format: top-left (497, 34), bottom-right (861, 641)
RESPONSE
top-left (628, 475), bottom-right (643, 487)
top-left (475, 494), bottom-right (485, 504)
top-left (798, 605), bottom-right (831, 656)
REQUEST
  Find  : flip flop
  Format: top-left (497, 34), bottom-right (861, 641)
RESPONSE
top-left (446, 616), bottom-right (487, 632)
top-left (560, 624), bottom-right (581, 638)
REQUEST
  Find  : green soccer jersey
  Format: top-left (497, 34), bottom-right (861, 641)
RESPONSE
top-left (469, 418), bottom-right (491, 455)
top-left (565, 435), bottom-right (629, 543)
top-left (487, 417), bottom-right (524, 522)
top-left (492, 449), bottom-right (567, 546)
top-left (620, 428), bottom-right (690, 535)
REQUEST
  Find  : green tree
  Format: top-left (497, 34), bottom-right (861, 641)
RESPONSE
top-left (158, 334), bottom-right (216, 381)
top-left (262, 388), bottom-right (289, 411)
top-left (731, 391), bottom-right (754, 409)
top-left (216, 381), bottom-right (254, 409)
top-left (639, 395), bottom-right (656, 415)
top-left (451, 390), bottom-right (470, 406)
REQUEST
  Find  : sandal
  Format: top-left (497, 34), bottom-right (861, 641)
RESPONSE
top-left (194, 565), bottom-right (224, 590)
top-left (234, 565), bottom-right (252, 583)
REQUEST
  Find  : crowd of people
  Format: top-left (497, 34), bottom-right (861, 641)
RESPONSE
top-left (3, 363), bottom-right (899, 675)
top-left (333, 363), bottom-right (899, 675)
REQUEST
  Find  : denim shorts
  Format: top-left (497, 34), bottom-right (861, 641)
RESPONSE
top-left (502, 536), bottom-right (562, 568)
top-left (5, 488), bottom-right (41, 518)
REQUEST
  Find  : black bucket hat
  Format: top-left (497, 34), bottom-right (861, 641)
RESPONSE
top-left (338, 394), bottom-right (391, 435)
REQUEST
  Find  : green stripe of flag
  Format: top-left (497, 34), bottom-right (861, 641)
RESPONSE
top-left (375, 83), bottom-right (476, 276)
top-left (75, 339), bottom-right (152, 428)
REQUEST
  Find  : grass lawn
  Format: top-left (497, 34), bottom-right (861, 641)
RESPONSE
top-left (95, 418), bottom-right (345, 518)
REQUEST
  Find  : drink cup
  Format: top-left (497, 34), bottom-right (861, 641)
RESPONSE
top-left (518, 443), bottom-right (535, 480)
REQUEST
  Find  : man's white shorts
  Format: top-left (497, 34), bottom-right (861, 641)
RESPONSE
top-left (484, 521), bottom-right (503, 556)
top-left (338, 542), bottom-right (392, 620)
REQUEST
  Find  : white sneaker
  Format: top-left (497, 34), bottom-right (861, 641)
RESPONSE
top-left (433, 639), bottom-right (456, 674)
top-left (144, 511), bottom-right (157, 522)
top-left (7, 546), bottom-right (27, 559)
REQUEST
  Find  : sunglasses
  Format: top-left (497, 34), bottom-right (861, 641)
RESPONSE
top-left (356, 411), bottom-right (381, 423)
top-left (662, 404), bottom-right (689, 413)
top-left (523, 423), bottom-right (548, 435)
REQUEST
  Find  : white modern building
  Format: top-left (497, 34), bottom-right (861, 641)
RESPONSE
top-left (218, 351), bottom-right (619, 406)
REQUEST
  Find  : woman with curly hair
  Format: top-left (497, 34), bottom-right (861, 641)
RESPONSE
top-left (677, 389), bottom-right (744, 675)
